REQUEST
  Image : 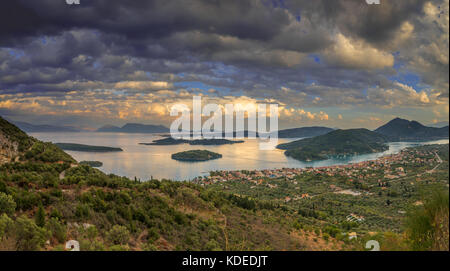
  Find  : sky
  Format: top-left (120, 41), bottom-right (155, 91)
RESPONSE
top-left (0, 0), bottom-right (448, 130)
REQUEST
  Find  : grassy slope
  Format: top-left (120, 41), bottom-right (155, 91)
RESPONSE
top-left (0, 117), bottom-right (341, 251)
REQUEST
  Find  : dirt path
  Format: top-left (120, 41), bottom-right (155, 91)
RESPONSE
top-left (427, 152), bottom-right (443, 174)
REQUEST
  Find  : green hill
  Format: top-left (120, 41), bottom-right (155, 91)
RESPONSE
top-left (0, 116), bottom-right (35, 153)
top-left (0, 116), bottom-right (338, 251)
top-left (277, 129), bottom-right (389, 161)
top-left (1, 116), bottom-right (74, 164)
top-left (375, 118), bottom-right (449, 141)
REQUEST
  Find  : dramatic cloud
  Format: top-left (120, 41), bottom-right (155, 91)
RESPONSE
top-left (0, 0), bottom-right (448, 128)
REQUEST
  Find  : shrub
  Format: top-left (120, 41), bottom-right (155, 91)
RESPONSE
top-left (46, 218), bottom-right (67, 243)
top-left (109, 244), bottom-right (129, 251)
top-left (146, 227), bottom-right (159, 243)
top-left (35, 205), bottom-right (46, 227)
top-left (0, 192), bottom-right (16, 216)
top-left (107, 225), bottom-right (130, 245)
top-left (12, 215), bottom-right (50, 251)
top-left (86, 225), bottom-right (98, 240)
top-left (75, 204), bottom-right (91, 219)
top-left (405, 191), bottom-right (449, 251)
top-left (0, 214), bottom-right (13, 239)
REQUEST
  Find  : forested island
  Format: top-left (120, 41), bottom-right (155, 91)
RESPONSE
top-left (171, 150), bottom-right (222, 162)
top-left (140, 137), bottom-right (244, 146)
top-left (55, 143), bottom-right (123, 152)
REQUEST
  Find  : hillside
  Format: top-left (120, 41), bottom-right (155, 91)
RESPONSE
top-left (97, 123), bottom-right (169, 133)
top-left (1, 117), bottom-right (75, 165)
top-left (0, 116), bottom-right (342, 251)
top-left (277, 129), bottom-right (389, 161)
top-left (375, 118), bottom-right (449, 141)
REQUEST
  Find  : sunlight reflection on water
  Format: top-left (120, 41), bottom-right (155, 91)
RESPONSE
top-left (30, 132), bottom-right (448, 181)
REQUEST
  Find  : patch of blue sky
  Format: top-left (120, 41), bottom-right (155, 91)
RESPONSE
top-left (389, 72), bottom-right (425, 91)
top-left (7, 48), bottom-right (25, 59)
top-left (308, 54), bottom-right (321, 64)
top-left (390, 53), bottom-right (427, 91)
top-left (261, 0), bottom-right (289, 10)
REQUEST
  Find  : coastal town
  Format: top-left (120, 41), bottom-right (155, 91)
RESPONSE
top-left (193, 144), bottom-right (448, 233)
top-left (194, 146), bottom-right (443, 186)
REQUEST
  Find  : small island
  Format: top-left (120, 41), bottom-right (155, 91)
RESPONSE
top-left (171, 150), bottom-right (222, 162)
top-left (140, 138), bottom-right (244, 146)
top-left (79, 161), bottom-right (103, 167)
top-left (55, 143), bottom-right (123, 152)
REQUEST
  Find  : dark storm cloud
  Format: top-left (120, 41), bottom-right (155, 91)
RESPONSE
top-left (1, 0), bottom-right (430, 46)
top-left (0, 0), bottom-right (448, 128)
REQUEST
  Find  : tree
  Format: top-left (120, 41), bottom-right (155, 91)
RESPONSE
top-left (0, 192), bottom-right (16, 216)
top-left (45, 217), bottom-right (67, 243)
top-left (13, 215), bottom-right (50, 251)
top-left (35, 204), bottom-right (46, 227)
top-left (0, 214), bottom-right (13, 239)
top-left (107, 225), bottom-right (130, 245)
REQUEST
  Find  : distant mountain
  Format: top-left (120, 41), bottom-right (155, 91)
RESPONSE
top-left (97, 125), bottom-right (123, 132)
top-left (144, 126), bottom-right (334, 138)
top-left (277, 129), bottom-right (389, 161)
top-left (97, 123), bottom-right (169, 133)
top-left (278, 126), bottom-right (334, 138)
top-left (12, 121), bottom-right (80, 133)
top-left (375, 118), bottom-right (449, 141)
top-left (428, 121), bottom-right (449, 128)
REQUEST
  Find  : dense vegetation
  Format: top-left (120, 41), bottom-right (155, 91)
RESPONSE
top-left (55, 143), bottom-right (123, 153)
top-left (23, 142), bottom-right (75, 163)
top-left (277, 129), bottom-right (388, 161)
top-left (0, 116), bottom-right (35, 152)
top-left (0, 160), bottom-right (339, 251)
top-left (0, 117), bottom-right (448, 251)
top-left (171, 150), bottom-right (222, 162)
top-left (79, 161), bottom-right (103, 167)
